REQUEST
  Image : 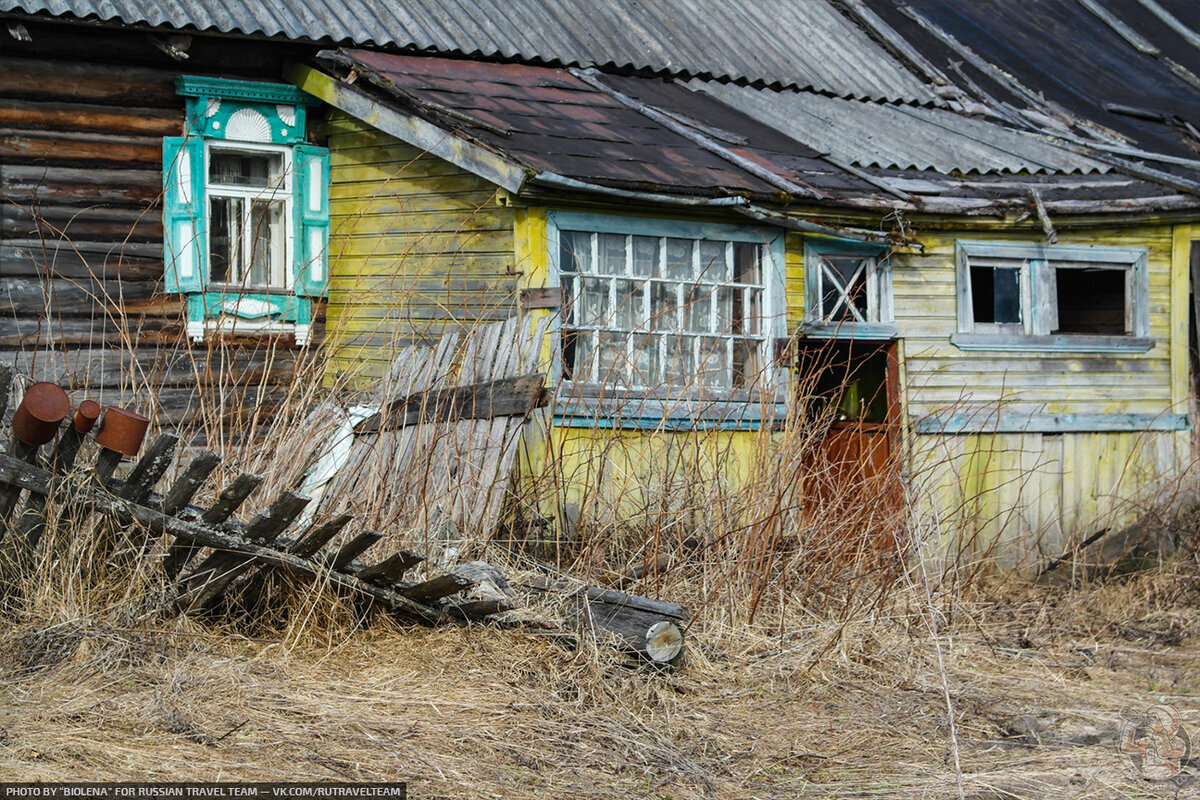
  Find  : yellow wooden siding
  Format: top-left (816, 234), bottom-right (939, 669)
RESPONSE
top-left (325, 113), bottom-right (517, 381)
top-left (516, 417), bottom-right (768, 528)
top-left (910, 427), bottom-right (1184, 571)
top-left (785, 231), bottom-right (806, 328)
top-left (894, 227), bottom-right (1177, 419)
top-left (900, 222), bottom-right (1194, 565)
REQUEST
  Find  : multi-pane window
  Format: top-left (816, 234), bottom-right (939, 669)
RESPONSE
top-left (558, 230), bottom-right (771, 393)
top-left (956, 242), bottom-right (1149, 340)
top-left (207, 146), bottom-right (291, 289)
top-left (805, 243), bottom-right (892, 333)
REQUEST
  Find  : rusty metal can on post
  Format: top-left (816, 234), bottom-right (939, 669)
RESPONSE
top-left (11, 382), bottom-right (71, 446)
top-left (73, 400), bottom-right (102, 434)
top-left (95, 407), bottom-right (150, 456)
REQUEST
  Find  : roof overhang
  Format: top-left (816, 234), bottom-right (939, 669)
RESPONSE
top-left (285, 62), bottom-right (530, 194)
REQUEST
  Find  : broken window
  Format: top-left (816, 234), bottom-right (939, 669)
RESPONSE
top-left (956, 242), bottom-right (1148, 343)
top-left (1051, 265), bottom-right (1128, 335)
top-left (804, 242), bottom-right (892, 335)
top-left (552, 215), bottom-right (783, 398)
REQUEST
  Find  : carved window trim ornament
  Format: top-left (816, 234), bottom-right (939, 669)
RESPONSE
top-left (163, 76), bottom-right (329, 345)
top-left (953, 241), bottom-right (1153, 353)
top-left (547, 211), bottom-right (788, 431)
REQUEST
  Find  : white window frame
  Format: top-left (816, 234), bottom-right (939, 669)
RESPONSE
top-left (547, 212), bottom-right (787, 426)
top-left (954, 241), bottom-right (1153, 352)
top-left (803, 240), bottom-right (895, 339)
top-left (204, 140), bottom-right (294, 292)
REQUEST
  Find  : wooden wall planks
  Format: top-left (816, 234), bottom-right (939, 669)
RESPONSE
top-left (0, 28), bottom-right (318, 431)
top-left (324, 113), bottom-right (518, 382)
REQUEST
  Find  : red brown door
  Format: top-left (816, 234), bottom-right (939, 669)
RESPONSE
top-left (797, 339), bottom-right (903, 552)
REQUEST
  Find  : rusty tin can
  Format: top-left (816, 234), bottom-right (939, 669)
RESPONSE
top-left (11, 382), bottom-right (71, 446)
top-left (73, 400), bottom-right (102, 434)
top-left (95, 407), bottom-right (150, 456)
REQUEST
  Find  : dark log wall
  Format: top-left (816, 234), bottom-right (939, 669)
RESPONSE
top-left (0, 21), bottom-right (324, 431)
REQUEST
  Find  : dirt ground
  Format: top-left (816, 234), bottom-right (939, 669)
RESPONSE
top-left (1, 571), bottom-right (1198, 799)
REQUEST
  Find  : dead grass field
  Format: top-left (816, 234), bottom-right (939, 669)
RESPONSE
top-left (2, 562), bottom-right (1198, 799)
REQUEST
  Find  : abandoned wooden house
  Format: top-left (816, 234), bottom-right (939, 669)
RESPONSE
top-left (1, 0), bottom-right (1199, 567)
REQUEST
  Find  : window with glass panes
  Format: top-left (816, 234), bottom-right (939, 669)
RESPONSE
top-left (163, 76), bottom-right (329, 345)
top-left (207, 144), bottom-right (291, 289)
top-left (559, 231), bottom-right (767, 392)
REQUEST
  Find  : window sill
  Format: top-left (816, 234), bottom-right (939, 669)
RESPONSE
top-left (801, 323), bottom-right (897, 341)
top-left (950, 333), bottom-right (1155, 353)
top-left (555, 385), bottom-right (788, 431)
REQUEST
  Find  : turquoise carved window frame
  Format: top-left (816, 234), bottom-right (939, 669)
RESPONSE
top-left (163, 76), bottom-right (329, 345)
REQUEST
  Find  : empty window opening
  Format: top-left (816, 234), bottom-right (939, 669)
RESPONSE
top-left (1054, 267), bottom-right (1127, 335)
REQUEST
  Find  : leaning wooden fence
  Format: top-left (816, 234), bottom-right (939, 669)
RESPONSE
top-left (0, 328), bottom-right (689, 664)
top-left (0, 365), bottom-right (516, 625)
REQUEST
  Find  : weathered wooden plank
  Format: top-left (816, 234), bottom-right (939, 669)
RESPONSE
top-left (2, 205), bottom-right (162, 242)
top-left (114, 433), bottom-right (179, 503)
top-left (401, 572), bottom-right (476, 604)
top-left (354, 549), bottom-right (424, 586)
top-left (0, 345), bottom-right (299, 392)
top-left (0, 100), bottom-right (180, 136)
top-left (286, 514), bottom-right (354, 557)
top-left (0, 441), bottom-right (41, 531)
top-left (0, 128), bottom-right (162, 166)
top-left (0, 364), bottom-right (13, 421)
top-left (92, 447), bottom-right (123, 486)
top-left (1, 164), bottom-right (160, 205)
top-left (178, 491), bottom-right (311, 612)
top-left (0, 450), bottom-right (53, 497)
top-left (0, 243), bottom-right (162, 281)
top-left (355, 372), bottom-right (546, 433)
top-left (0, 57), bottom-right (178, 106)
top-left (80, 487), bottom-right (448, 624)
top-left (330, 206), bottom-right (511, 234)
top-left (327, 530), bottom-right (385, 570)
top-left (520, 287), bottom-right (563, 309)
top-left (445, 598), bottom-right (516, 619)
top-left (200, 474), bottom-right (263, 526)
top-left (583, 587), bottom-right (691, 622)
top-left (332, 231), bottom-right (515, 258)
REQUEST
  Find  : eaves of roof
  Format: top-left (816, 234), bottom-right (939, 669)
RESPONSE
top-left (0, 0), bottom-right (938, 101)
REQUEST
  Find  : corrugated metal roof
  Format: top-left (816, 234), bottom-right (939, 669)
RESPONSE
top-left (0, 0), bottom-right (937, 101)
top-left (864, 0), bottom-right (1200, 163)
top-left (691, 81), bottom-right (1110, 175)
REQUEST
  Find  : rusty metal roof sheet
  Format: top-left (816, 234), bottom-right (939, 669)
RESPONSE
top-left (1, 0), bottom-right (937, 100)
top-left (328, 50), bottom-right (887, 201)
top-left (690, 81), bottom-right (1111, 175)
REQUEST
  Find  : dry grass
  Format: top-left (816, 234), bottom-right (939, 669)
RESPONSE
top-left (2, 565), bottom-right (1199, 797)
top-left (0, 324), bottom-right (1197, 794)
